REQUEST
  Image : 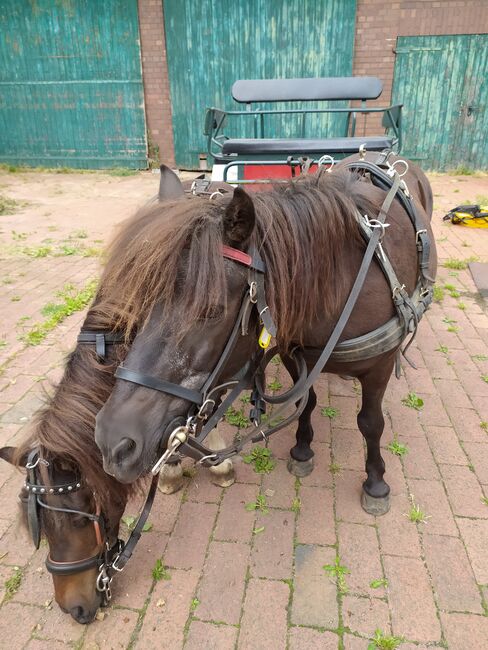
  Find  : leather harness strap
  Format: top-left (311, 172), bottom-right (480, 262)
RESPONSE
top-left (115, 367), bottom-right (204, 405)
top-left (77, 331), bottom-right (125, 358)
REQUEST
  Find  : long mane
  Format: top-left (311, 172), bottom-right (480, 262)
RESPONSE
top-left (98, 169), bottom-right (373, 346)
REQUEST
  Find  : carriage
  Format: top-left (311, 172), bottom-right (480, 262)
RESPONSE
top-left (204, 75), bottom-right (402, 186)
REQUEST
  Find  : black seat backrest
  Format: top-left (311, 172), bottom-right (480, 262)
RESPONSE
top-left (232, 76), bottom-right (383, 104)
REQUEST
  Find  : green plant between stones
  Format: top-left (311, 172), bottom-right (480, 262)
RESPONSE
top-left (3, 567), bottom-right (22, 602)
top-left (329, 462), bottom-right (342, 475)
top-left (401, 392), bottom-right (424, 411)
top-left (386, 434), bottom-right (408, 457)
top-left (432, 285), bottom-right (444, 303)
top-left (152, 559), bottom-right (171, 581)
top-left (472, 354), bottom-right (488, 362)
top-left (368, 628), bottom-right (404, 649)
top-left (225, 406), bottom-right (251, 428)
top-left (370, 578), bottom-right (388, 589)
top-left (405, 495), bottom-right (430, 524)
top-left (245, 494), bottom-right (269, 513)
top-left (291, 497), bottom-right (301, 513)
top-left (323, 555), bottom-right (350, 594)
top-left (267, 378), bottom-right (283, 391)
top-left (242, 446), bottom-right (275, 474)
top-left (20, 280), bottom-right (98, 346)
top-left (320, 406), bottom-right (338, 419)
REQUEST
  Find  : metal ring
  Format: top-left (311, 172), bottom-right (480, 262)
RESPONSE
top-left (26, 457), bottom-right (49, 470)
top-left (317, 154), bottom-right (335, 170)
top-left (209, 190), bottom-right (224, 200)
top-left (197, 454), bottom-right (218, 465)
top-left (391, 159), bottom-right (409, 177)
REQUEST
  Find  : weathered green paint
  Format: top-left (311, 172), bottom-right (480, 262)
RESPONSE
top-left (0, 0), bottom-right (147, 169)
top-left (392, 34), bottom-right (488, 171)
top-left (163, 0), bottom-right (357, 169)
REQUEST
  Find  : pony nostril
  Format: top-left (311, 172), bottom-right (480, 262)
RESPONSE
top-left (112, 437), bottom-right (137, 466)
top-left (70, 604), bottom-right (97, 624)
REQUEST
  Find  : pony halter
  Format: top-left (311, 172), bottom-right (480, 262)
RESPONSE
top-left (24, 449), bottom-right (121, 603)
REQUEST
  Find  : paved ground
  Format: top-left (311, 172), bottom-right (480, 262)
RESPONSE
top-left (0, 167), bottom-right (487, 649)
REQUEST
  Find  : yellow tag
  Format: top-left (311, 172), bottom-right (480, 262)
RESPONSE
top-left (258, 326), bottom-right (272, 349)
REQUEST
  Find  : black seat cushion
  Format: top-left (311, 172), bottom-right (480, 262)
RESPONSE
top-left (221, 136), bottom-right (393, 156)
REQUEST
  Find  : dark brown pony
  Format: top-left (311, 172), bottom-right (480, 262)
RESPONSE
top-left (94, 153), bottom-right (437, 517)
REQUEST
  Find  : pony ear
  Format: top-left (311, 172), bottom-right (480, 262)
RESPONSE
top-left (223, 187), bottom-right (255, 247)
top-left (158, 164), bottom-right (184, 201)
top-left (0, 446), bottom-right (23, 466)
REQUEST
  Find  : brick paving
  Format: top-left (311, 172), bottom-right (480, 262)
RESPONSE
top-left (0, 168), bottom-right (488, 648)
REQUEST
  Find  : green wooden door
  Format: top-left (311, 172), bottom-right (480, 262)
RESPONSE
top-left (392, 34), bottom-right (488, 171)
top-left (0, 0), bottom-right (147, 169)
top-left (163, 0), bottom-right (357, 169)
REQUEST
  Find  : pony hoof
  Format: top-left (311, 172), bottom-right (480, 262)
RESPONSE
top-left (209, 459), bottom-right (235, 488)
top-left (158, 463), bottom-right (185, 494)
top-left (287, 457), bottom-right (314, 478)
top-left (361, 489), bottom-right (390, 516)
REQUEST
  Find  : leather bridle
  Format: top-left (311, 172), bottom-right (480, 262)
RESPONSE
top-left (24, 448), bottom-right (158, 603)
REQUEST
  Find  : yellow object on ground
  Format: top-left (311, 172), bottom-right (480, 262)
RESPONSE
top-left (444, 204), bottom-right (488, 228)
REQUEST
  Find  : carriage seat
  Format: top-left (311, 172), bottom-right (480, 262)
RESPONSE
top-left (205, 76), bottom-right (402, 165)
top-left (221, 136), bottom-right (394, 156)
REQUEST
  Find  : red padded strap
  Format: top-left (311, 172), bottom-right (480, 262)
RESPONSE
top-left (221, 245), bottom-right (252, 267)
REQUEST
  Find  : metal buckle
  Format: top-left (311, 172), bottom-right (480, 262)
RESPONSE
top-left (197, 398), bottom-right (216, 420)
top-left (249, 281), bottom-right (257, 304)
top-left (151, 426), bottom-right (189, 475)
top-left (392, 284), bottom-right (406, 299)
top-left (416, 229), bottom-right (427, 243)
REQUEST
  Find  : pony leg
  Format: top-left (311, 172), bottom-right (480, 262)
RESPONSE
top-left (357, 357), bottom-right (395, 515)
top-left (206, 424), bottom-right (235, 487)
top-left (158, 460), bottom-right (185, 494)
top-left (283, 355), bottom-right (317, 477)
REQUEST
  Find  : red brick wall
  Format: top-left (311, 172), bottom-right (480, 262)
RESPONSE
top-left (138, 0), bottom-right (487, 166)
top-left (138, 0), bottom-right (175, 167)
top-left (353, 0), bottom-right (488, 134)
